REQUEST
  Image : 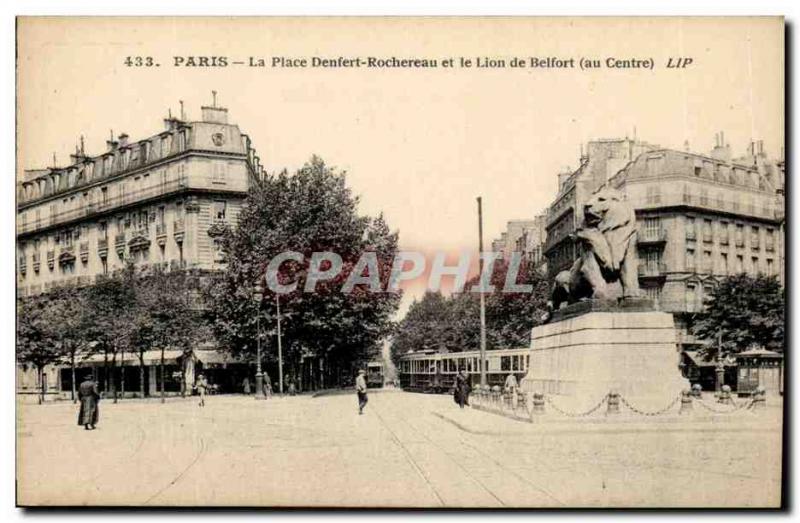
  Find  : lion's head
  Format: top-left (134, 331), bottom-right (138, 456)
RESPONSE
top-left (583, 188), bottom-right (635, 233)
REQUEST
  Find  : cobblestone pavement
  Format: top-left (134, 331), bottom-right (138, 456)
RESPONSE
top-left (16, 390), bottom-right (782, 507)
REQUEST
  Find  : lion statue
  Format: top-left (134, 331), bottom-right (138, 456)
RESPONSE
top-left (550, 188), bottom-right (642, 312)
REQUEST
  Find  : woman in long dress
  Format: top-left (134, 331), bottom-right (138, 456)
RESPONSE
top-left (454, 370), bottom-right (471, 409)
top-left (77, 374), bottom-right (100, 430)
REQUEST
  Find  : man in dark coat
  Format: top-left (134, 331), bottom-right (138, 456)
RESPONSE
top-left (77, 373), bottom-right (100, 430)
top-left (454, 369), bottom-right (471, 409)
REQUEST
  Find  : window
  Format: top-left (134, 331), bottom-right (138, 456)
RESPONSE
top-left (766, 259), bottom-right (774, 275)
top-left (703, 250), bottom-right (712, 273)
top-left (157, 206), bottom-right (166, 225)
top-left (685, 217), bottom-right (696, 240)
top-left (702, 219), bottom-right (712, 242)
top-left (720, 253), bottom-right (728, 274)
top-left (101, 187), bottom-right (108, 205)
top-left (736, 255), bottom-right (744, 273)
top-left (645, 286), bottom-right (662, 304)
top-left (213, 200), bottom-right (227, 221)
top-left (99, 221), bottom-right (108, 239)
top-left (101, 257), bottom-right (108, 275)
top-left (686, 283), bottom-right (698, 312)
top-left (501, 356), bottom-right (511, 371)
top-left (212, 162), bottom-right (227, 182)
top-left (685, 248), bottom-right (695, 271)
top-left (751, 257), bottom-right (760, 275)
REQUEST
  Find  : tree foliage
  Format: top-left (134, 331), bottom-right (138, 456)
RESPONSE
top-left (205, 156), bottom-right (401, 374)
top-left (391, 258), bottom-right (549, 362)
top-left (694, 274), bottom-right (785, 356)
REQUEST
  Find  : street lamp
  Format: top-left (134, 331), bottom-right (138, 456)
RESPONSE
top-left (253, 282), bottom-right (266, 400)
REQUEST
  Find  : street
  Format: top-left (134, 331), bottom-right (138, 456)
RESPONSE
top-left (16, 390), bottom-right (782, 508)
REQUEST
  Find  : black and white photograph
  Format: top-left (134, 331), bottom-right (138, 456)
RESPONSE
top-left (13, 15), bottom-right (786, 509)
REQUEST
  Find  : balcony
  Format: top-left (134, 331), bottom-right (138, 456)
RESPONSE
top-left (32, 253), bottom-right (40, 272)
top-left (719, 235), bottom-right (729, 246)
top-left (16, 177), bottom-right (204, 236)
top-left (702, 232), bottom-right (713, 243)
top-left (638, 262), bottom-right (667, 279)
top-left (735, 236), bottom-right (745, 248)
top-left (46, 250), bottom-right (55, 269)
top-left (766, 240), bottom-right (775, 252)
top-left (173, 219), bottom-right (185, 242)
top-left (18, 257), bottom-right (26, 274)
top-left (685, 230), bottom-right (696, 241)
top-left (59, 244), bottom-right (76, 265)
top-left (156, 223), bottom-right (167, 237)
top-left (750, 237), bottom-right (760, 250)
top-left (115, 233), bottom-right (127, 246)
top-left (79, 242), bottom-right (89, 262)
top-left (637, 228), bottom-right (667, 245)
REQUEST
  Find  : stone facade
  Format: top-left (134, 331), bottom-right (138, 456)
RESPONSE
top-left (16, 102), bottom-right (265, 397)
top-left (491, 213), bottom-right (547, 268)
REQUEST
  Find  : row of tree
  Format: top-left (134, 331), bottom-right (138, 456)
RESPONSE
top-left (390, 258), bottom-right (551, 362)
top-left (17, 265), bottom-right (204, 403)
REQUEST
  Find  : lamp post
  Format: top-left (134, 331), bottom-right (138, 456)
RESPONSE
top-left (276, 294), bottom-right (284, 395)
top-left (253, 282), bottom-right (266, 400)
top-left (715, 331), bottom-right (725, 394)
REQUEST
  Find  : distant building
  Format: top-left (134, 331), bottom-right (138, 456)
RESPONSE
top-left (602, 134), bottom-right (784, 351)
top-left (543, 138), bottom-right (658, 277)
top-left (491, 215), bottom-right (548, 269)
top-left (16, 99), bottom-right (265, 399)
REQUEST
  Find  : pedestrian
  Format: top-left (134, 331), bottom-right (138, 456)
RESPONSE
top-left (287, 378), bottom-right (296, 396)
top-left (195, 373), bottom-right (209, 407)
top-left (356, 369), bottom-right (368, 415)
top-left (242, 376), bottom-right (251, 394)
top-left (454, 369), bottom-right (471, 409)
top-left (264, 373), bottom-right (272, 398)
top-left (504, 373), bottom-right (519, 407)
top-left (77, 373), bottom-right (100, 430)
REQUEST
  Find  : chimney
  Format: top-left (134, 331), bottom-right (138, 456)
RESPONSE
top-left (118, 133), bottom-right (129, 148)
top-left (710, 131), bottom-right (731, 163)
top-left (201, 90), bottom-right (228, 123)
top-left (106, 129), bottom-right (118, 151)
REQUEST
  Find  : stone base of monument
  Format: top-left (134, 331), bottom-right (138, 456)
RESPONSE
top-left (521, 304), bottom-right (690, 414)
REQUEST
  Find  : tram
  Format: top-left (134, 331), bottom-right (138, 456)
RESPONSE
top-left (366, 361), bottom-right (384, 388)
top-left (397, 347), bottom-right (530, 393)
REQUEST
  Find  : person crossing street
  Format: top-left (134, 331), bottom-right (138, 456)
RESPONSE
top-left (356, 369), bottom-right (368, 415)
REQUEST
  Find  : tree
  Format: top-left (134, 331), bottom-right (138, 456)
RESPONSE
top-left (391, 256), bottom-right (550, 362)
top-left (694, 274), bottom-right (785, 357)
top-left (206, 156), bottom-right (400, 388)
top-left (83, 264), bottom-right (138, 403)
top-left (137, 267), bottom-right (207, 402)
top-left (43, 284), bottom-right (92, 403)
top-left (17, 297), bottom-right (63, 404)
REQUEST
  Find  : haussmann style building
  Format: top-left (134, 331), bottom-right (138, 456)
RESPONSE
top-left (16, 99), bottom-right (266, 400)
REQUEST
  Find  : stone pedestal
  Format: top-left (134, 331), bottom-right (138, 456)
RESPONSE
top-left (521, 309), bottom-right (689, 412)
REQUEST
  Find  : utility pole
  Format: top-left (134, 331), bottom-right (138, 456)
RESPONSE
top-left (477, 197), bottom-right (487, 388)
top-left (277, 293), bottom-right (284, 394)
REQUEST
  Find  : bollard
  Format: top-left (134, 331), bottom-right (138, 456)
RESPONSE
top-left (719, 384), bottom-right (733, 405)
top-left (532, 392), bottom-right (545, 415)
top-left (679, 389), bottom-right (693, 414)
top-left (606, 390), bottom-right (620, 415)
top-left (751, 386), bottom-right (766, 412)
top-left (691, 383), bottom-right (703, 399)
top-left (491, 385), bottom-right (502, 409)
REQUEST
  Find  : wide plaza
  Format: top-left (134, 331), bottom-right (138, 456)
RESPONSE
top-left (17, 389), bottom-right (782, 508)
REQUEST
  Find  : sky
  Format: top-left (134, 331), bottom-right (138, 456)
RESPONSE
top-left (17, 17), bottom-right (784, 315)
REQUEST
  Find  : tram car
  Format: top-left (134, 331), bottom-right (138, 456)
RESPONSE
top-left (366, 361), bottom-right (384, 388)
top-left (397, 347), bottom-right (530, 393)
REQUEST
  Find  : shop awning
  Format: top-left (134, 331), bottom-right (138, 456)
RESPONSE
top-left (683, 350), bottom-right (736, 368)
top-left (76, 349), bottom-right (186, 366)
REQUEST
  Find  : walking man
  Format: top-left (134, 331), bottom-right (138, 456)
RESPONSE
top-left (454, 369), bottom-right (471, 409)
top-left (504, 372), bottom-right (519, 408)
top-left (356, 369), bottom-right (368, 415)
top-left (195, 373), bottom-right (209, 407)
top-left (264, 373), bottom-right (273, 399)
top-left (77, 373), bottom-right (100, 430)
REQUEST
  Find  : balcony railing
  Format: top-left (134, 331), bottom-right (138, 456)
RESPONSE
top-left (750, 237), bottom-right (760, 250)
top-left (16, 178), bottom-right (196, 236)
top-left (765, 240), bottom-right (775, 252)
top-left (702, 232), bottom-right (713, 243)
top-left (638, 262), bottom-right (667, 278)
top-left (98, 238), bottom-right (108, 250)
top-left (79, 242), bottom-right (89, 254)
top-left (685, 230), bottom-right (696, 241)
top-left (630, 193), bottom-right (779, 221)
top-left (719, 235), bottom-right (729, 246)
top-left (637, 228), bottom-right (667, 244)
top-left (156, 223), bottom-right (167, 237)
top-left (115, 233), bottom-right (126, 246)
